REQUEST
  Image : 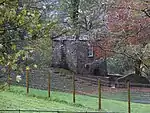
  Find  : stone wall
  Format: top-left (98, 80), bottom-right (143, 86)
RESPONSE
top-left (65, 41), bottom-right (77, 73)
top-left (51, 40), bottom-right (78, 73)
top-left (51, 41), bottom-right (62, 67)
top-left (51, 39), bottom-right (107, 75)
top-left (76, 41), bottom-right (94, 74)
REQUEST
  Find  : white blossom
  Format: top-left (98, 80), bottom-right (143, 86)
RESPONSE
top-left (16, 75), bottom-right (22, 82)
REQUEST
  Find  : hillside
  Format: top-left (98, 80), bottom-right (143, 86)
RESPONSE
top-left (0, 86), bottom-right (150, 113)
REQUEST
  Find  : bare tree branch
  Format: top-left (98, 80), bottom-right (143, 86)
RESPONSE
top-left (142, 9), bottom-right (150, 18)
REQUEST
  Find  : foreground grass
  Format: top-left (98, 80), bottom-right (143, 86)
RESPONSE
top-left (0, 85), bottom-right (150, 113)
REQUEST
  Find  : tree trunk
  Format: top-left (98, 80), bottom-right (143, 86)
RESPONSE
top-left (135, 59), bottom-right (141, 76)
top-left (71, 0), bottom-right (80, 40)
top-left (60, 40), bottom-right (68, 69)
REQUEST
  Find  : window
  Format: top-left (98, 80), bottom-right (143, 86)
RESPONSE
top-left (88, 46), bottom-right (94, 57)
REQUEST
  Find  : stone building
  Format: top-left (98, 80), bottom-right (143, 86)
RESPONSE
top-left (51, 35), bottom-right (108, 75)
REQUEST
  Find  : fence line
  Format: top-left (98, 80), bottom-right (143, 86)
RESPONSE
top-left (0, 110), bottom-right (121, 113)
top-left (72, 74), bottom-right (75, 103)
top-left (1, 69), bottom-right (150, 112)
top-left (127, 81), bottom-right (131, 113)
top-left (7, 69), bottom-right (150, 88)
top-left (26, 68), bottom-right (29, 94)
top-left (98, 79), bottom-right (101, 110)
top-left (48, 72), bottom-right (51, 97)
top-left (0, 110), bottom-right (64, 113)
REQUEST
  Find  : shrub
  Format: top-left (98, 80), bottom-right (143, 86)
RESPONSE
top-left (107, 54), bottom-right (134, 74)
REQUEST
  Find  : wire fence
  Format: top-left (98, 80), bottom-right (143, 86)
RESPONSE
top-left (1, 68), bottom-right (150, 113)
top-left (10, 68), bottom-right (150, 103)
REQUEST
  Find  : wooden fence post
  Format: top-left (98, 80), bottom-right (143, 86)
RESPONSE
top-left (73, 74), bottom-right (75, 103)
top-left (48, 72), bottom-right (51, 97)
top-left (98, 79), bottom-right (101, 110)
top-left (26, 67), bottom-right (29, 94)
top-left (127, 81), bottom-right (131, 113)
top-left (7, 63), bottom-right (11, 89)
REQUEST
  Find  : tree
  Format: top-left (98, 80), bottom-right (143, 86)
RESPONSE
top-left (0, 0), bottom-right (56, 73)
top-left (105, 0), bottom-right (150, 76)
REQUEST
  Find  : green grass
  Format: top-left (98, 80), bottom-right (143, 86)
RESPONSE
top-left (102, 91), bottom-right (150, 104)
top-left (0, 85), bottom-right (150, 113)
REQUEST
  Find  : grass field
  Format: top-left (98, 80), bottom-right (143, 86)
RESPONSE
top-left (0, 85), bottom-right (150, 113)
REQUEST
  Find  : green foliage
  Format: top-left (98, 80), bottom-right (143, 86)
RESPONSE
top-left (0, 0), bottom-right (56, 74)
top-left (0, 82), bottom-right (8, 91)
top-left (29, 37), bottom-right (52, 67)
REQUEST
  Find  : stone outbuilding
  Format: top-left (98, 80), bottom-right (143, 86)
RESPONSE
top-left (51, 35), bottom-right (107, 75)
